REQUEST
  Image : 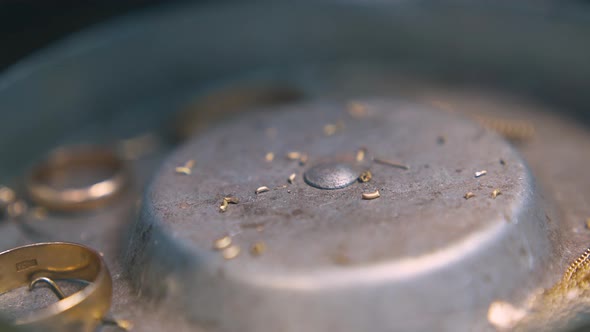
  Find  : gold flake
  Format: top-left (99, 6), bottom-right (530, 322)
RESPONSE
top-left (491, 189), bottom-right (502, 199)
top-left (219, 199), bottom-right (229, 212)
top-left (265, 152), bottom-right (275, 162)
top-left (474, 170), bottom-right (487, 178)
top-left (175, 167), bottom-right (191, 175)
top-left (362, 190), bottom-right (380, 200)
top-left (255, 186), bottom-right (270, 194)
top-left (222, 245), bottom-right (241, 260)
top-left (213, 235), bottom-right (232, 250)
top-left (286, 151), bottom-right (301, 160)
top-left (358, 171), bottom-right (372, 183)
top-left (356, 148), bottom-right (366, 162)
top-left (0, 186), bottom-right (16, 206)
top-left (113, 319), bottom-right (134, 331)
top-left (224, 196), bottom-right (239, 204)
top-left (347, 102), bottom-right (367, 118)
top-left (288, 173), bottom-right (296, 184)
top-left (251, 242), bottom-right (266, 256)
top-left (373, 157), bottom-right (409, 170)
top-left (464, 192), bottom-right (475, 200)
top-left (487, 301), bottom-right (527, 329)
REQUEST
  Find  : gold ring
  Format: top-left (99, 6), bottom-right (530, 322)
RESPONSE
top-left (26, 146), bottom-right (128, 211)
top-left (0, 242), bottom-right (112, 332)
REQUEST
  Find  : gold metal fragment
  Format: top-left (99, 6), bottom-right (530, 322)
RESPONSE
top-left (222, 245), bottom-right (241, 260)
top-left (219, 199), bottom-right (229, 212)
top-left (362, 190), bottom-right (381, 200)
top-left (358, 171), bottom-right (372, 183)
top-left (464, 192), bottom-right (475, 200)
top-left (286, 151), bottom-right (301, 160)
top-left (347, 102), bottom-right (368, 118)
top-left (255, 186), bottom-right (270, 194)
top-left (251, 242), bottom-right (266, 256)
top-left (288, 173), bottom-right (296, 184)
top-left (265, 152), bottom-right (274, 162)
top-left (175, 167), bottom-right (191, 175)
top-left (224, 196), bottom-right (239, 204)
top-left (491, 189), bottom-right (502, 199)
top-left (356, 148), bottom-right (366, 162)
top-left (373, 157), bottom-right (409, 170)
top-left (474, 170), bottom-right (487, 178)
top-left (213, 236), bottom-right (232, 250)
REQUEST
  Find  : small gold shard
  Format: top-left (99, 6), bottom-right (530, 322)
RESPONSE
top-left (362, 190), bottom-right (380, 200)
top-left (224, 196), bottom-right (239, 204)
top-left (251, 242), bottom-right (266, 256)
top-left (356, 148), bottom-right (366, 162)
top-left (213, 235), bottom-right (232, 250)
top-left (175, 167), bottom-right (191, 175)
top-left (464, 192), bottom-right (475, 200)
top-left (491, 189), bottom-right (502, 199)
top-left (222, 245), bottom-right (241, 260)
top-left (474, 170), bottom-right (487, 178)
top-left (358, 171), bottom-right (372, 183)
top-left (286, 151), bottom-right (301, 160)
top-left (265, 152), bottom-right (274, 162)
top-left (288, 173), bottom-right (296, 184)
top-left (219, 199), bottom-right (229, 212)
top-left (255, 186), bottom-right (270, 194)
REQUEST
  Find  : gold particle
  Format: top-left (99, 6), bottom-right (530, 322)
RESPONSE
top-left (347, 102), bottom-right (368, 118)
top-left (464, 192), bottom-right (475, 200)
top-left (0, 186), bottom-right (16, 206)
top-left (251, 242), bottom-right (266, 256)
top-left (491, 189), bottom-right (502, 199)
top-left (265, 152), bottom-right (275, 162)
top-left (113, 319), bottom-right (134, 331)
top-left (373, 157), bottom-right (409, 170)
top-left (288, 173), bottom-right (296, 184)
top-left (474, 170), bottom-right (487, 178)
top-left (219, 199), bottom-right (229, 212)
top-left (7, 200), bottom-right (27, 218)
top-left (224, 196), bottom-right (239, 204)
top-left (299, 154), bottom-right (309, 166)
top-left (184, 159), bottom-right (196, 169)
top-left (585, 218), bottom-right (590, 230)
top-left (487, 301), bottom-right (526, 330)
top-left (255, 186), bottom-right (270, 194)
top-left (213, 235), bottom-right (232, 250)
top-left (222, 245), bottom-right (241, 260)
top-left (362, 190), bottom-right (381, 200)
top-left (175, 167), bottom-right (191, 175)
top-left (286, 151), bottom-right (301, 160)
top-left (323, 123), bottom-right (338, 136)
top-left (358, 171), bottom-right (372, 183)
top-left (356, 147), bottom-right (367, 162)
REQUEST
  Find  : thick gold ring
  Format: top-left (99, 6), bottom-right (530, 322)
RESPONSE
top-left (26, 146), bottom-right (128, 211)
top-left (0, 242), bottom-right (112, 332)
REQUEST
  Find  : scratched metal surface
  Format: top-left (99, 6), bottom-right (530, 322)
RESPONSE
top-left (0, 1), bottom-right (588, 332)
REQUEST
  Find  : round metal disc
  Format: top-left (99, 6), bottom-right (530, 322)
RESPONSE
top-left (128, 99), bottom-right (551, 332)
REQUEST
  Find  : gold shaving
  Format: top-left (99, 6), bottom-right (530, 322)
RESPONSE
top-left (219, 199), bottom-right (229, 212)
top-left (356, 148), bottom-right (366, 162)
top-left (362, 190), bottom-right (380, 200)
top-left (474, 170), bottom-right (487, 178)
top-left (175, 167), bottom-right (191, 175)
top-left (358, 171), bottom-right (372, 183)
top-left (251, 242), bottom-right (266, 256)
top-left (222, 245), bottom-right (241, 260)
top-left (213, 236), bottom-right (232, 250)
top-left (286, 151), bottom-right (301, 160)
top-left (347, 102), bottom-right (368, 118)
top-left (265, 152), bottom-right (274, 162)
top-left (288, 173), bottom-right (296, 184)
top-left (255, 186), bottom-right (270, 194)
top-left (464, 192), bottom-right (475, 200)
top-left (491, 189), bottom-right (502, 199)
top-left (224, 196), bottom-right (239, 204)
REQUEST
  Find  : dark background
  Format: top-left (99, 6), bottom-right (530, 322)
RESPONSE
top-left (0, 1), bottom-right (177, 72)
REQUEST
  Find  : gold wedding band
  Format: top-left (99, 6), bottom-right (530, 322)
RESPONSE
top-left (0, 242), bottom-right (112, 332)
top-left (26, 146), bottom-right (127, 211)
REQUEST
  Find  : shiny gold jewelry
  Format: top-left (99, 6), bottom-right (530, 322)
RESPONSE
top-left (26, 146), bottom-right (128, 211)
top-left (0, 242), bottom-right (112, 332)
